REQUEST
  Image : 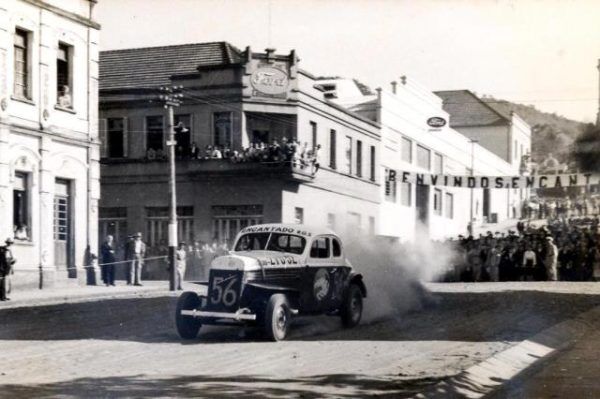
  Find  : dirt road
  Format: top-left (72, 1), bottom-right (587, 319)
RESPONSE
top-left (0, 283), bottom-right (598, 398)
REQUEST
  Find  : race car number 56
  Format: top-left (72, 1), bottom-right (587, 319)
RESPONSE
top-left (210, 276), bottom-right (238, 306)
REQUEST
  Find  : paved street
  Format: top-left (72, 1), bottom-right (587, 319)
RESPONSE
top-left (0, 283), bottom-right (598, 398)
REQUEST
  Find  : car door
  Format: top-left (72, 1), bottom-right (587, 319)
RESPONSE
top-left (305, 235), bottom-right (337, 311)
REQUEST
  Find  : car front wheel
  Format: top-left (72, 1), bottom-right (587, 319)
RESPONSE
top-left (341, 283), bottom-right (363, 328)
top-left (264, 293), bottom-right (291, 341)
top-left (175, 291), bottom-right (202, 339)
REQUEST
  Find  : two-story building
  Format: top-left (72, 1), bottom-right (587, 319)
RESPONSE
top-left (318, 77), bottom-right (532, 241)
top-left (0, 0), bottom-right (101, 288)
top-left (98, 43), bottom-right (381, 273)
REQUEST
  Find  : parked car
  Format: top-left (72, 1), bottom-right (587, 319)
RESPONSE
top-left (175, 224), bottom-right (367, 341)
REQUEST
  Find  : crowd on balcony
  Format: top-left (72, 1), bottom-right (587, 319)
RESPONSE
top-left (442, 216), bottom-right (600, 283)
top-left (177, 138), bottom-right (321, 173)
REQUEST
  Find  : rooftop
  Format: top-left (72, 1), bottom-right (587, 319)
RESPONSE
top-left (434, 90), bottom-right (512, 128)
top-left (99, 42), bottom-right (243, 91)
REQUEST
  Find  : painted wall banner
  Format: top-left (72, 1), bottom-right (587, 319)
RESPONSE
top-left (388, 170), bottom-right (599, 189)
top-left (250, 66), bottom-right (289, 95)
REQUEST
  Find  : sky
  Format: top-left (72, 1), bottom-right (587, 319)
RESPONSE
top-left (96, 0), bottom-right (600, 123)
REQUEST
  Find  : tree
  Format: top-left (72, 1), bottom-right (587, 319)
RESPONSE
top-left (573, 124), bottom-right (600, 172)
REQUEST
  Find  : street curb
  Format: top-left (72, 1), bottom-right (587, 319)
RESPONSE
top-left (0, 287), bottom-right (178, 312)
top-left (412, 305), bottom-right (600, 399)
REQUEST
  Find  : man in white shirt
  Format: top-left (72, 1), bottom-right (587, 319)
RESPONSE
top-left (127, 232), bottom-right (146, 286)
top-left (522, 246), bottom-right (537, 281)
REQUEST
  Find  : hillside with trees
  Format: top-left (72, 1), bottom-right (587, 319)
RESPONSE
top-left (481, 97), bottom-right (588, 164)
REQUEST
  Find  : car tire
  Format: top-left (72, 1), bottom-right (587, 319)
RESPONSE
top-left (264, 293), bottom-right (291, 341)
top-left (341, 283), bottom-right (363, 328)
top-left (175, 291), bottom-right (202, 339)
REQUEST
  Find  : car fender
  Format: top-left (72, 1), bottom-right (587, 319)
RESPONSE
top-left (348, 273), bottom-right (367, 298)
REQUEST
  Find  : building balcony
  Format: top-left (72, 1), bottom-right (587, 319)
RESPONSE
top-left (100, 156), bottom-right (316, 183)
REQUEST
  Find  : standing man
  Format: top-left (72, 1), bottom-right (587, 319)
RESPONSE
top-left (128, 232), bottom-right (146, 286)
top-left (176, 242), bottom-right (187, 290)
top-left (0, 238), bottom-right (16, 301)
top-left (545, 236), bottom-right (559, 281)
top-left (101, 235), bottom-right (117, 286)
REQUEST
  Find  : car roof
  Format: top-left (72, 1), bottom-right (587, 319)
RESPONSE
top-left (237, 223), bottom-right (339, 239)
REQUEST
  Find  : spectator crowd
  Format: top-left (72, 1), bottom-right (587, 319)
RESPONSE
top-left (443, 216), bottom-right (600, 283)
top-left (146, 138), bottom-right (322, 174)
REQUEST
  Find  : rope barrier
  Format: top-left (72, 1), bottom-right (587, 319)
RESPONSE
top-left (6, 255), bottom-right (169, 271)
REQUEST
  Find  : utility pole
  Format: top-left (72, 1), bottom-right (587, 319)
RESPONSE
top-left (469, 138), bottom-right (478, 236)
top-left (159, 85), bottom-right (183, 291)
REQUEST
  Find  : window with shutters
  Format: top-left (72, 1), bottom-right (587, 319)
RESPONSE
top-left (13, 28), bottom-right (30, 100)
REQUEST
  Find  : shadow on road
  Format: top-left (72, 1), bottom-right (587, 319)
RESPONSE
top-left (0, 290), bottom-right (598, 344)
top-left (0, 373), bottom-right (445, 398)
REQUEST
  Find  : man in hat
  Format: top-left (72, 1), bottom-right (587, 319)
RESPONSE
top-left (545, 236), bottom-right (558, 281)
top-left (127, 232), bottom-right (146, 286)
top-left (0, 238), bottom-right (16, 301)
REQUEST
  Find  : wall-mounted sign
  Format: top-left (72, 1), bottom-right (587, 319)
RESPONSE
top-left (427, 116), bottom-right (447, 128)
top-left (251, 66), bottom-right (289, 95)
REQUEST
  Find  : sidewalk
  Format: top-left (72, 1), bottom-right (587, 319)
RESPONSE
top-left (0, 281), bottom-right (203, 311)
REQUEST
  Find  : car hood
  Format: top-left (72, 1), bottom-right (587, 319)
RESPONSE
top-left (210, 251), bottom-right (305, 271)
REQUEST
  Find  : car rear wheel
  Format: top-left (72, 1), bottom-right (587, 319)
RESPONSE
top-left (176, 291), bottom-right (202, 339)
top-left (341, 283), bottom-right (363, 328)
top-left (264, 294), bottom-right (291, 341)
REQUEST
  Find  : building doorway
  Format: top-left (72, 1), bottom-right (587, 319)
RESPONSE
top-left (483, 188), bottom-right (491, 222)
top-left (54, 179), bottom-right (74, 277)
top-left (415, 184), bottom-right (430, 233)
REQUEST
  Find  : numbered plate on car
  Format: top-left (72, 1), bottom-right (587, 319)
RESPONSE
top-left (207, 270), bottom-right (243, 312)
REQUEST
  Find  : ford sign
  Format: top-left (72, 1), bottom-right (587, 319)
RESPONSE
top-left (251, 67), bottom-right (289, 95)
top-left (427, 117), bottom-right (447, 128)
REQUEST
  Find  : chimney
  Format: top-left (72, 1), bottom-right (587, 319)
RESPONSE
top-left (265, 48), bottom-right (276, 61)
top-left (391, 81), bottom-right (397, 94)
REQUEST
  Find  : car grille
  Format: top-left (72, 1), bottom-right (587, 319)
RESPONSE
top-left (246, 268), bottom-right (300, 284)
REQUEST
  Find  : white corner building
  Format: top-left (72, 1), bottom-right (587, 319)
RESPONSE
top-left (0, 0), bottom-right (100, 288)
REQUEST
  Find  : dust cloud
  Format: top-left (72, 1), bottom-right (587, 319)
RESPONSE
top-left (341, 228), bottom-right (457, 322)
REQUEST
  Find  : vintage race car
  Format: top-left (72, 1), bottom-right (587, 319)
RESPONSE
top-left (175, 224), bottom-right (367, 341)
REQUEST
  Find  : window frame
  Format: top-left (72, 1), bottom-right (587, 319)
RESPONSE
top-left (416, 144), bottom-right (431, 170)
top-left (213, 111), bottom-right (233, 148)
top-left (13, 172), bottom-right (31, 241)
top-left (145, 115), bottom-right (165, 152)
top-left (13, 28), bottom-right (31, 100)
top-left (329, 129), bottom-right (337, 169)
top-left (445, 192), bottom-right (454, 219)
top-left (401, 137), bottom-right (412, 164)
top-left (356, 140), bottom-right (363, 177)
top-left (433, 188), bottom-right (443, 216)
top-left (56, 41), bottom-right (74, 109)
top-left (309, 236), bottom-right (331, 259)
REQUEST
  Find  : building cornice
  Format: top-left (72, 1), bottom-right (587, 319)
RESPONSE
top-left (20, 0), bottom-right (101, 29)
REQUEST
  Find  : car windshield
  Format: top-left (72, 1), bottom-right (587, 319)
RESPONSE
top-left (234, 233), bottom-right (306, 255)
